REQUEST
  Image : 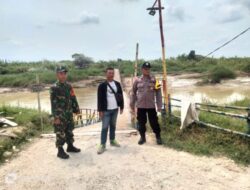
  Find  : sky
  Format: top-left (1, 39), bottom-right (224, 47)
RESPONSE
top-left (0, 0), bottom-right (250, 61)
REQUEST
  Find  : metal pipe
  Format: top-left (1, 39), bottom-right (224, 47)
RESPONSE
top-left (196, 102), bottom-right (250, 111)
top-left (171, 105), bottom-right (181, 108)
top-left (196, 107), bottom-right (250, 120)
top-left (195, 120), bottom-right (250, 138)
top-left (170, 98), bottom-right (181, 102)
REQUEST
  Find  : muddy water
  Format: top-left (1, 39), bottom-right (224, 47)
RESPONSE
top-left (167, 75), bottom-right (250, 104)
top-left (0, 76), bottom-right (250, 112)
top-left (0, 87), bottom-right (97, 113)
top-left (124, 75), bottom-right (250, 105)
top-left (170, 86), bottom-right (250, 105)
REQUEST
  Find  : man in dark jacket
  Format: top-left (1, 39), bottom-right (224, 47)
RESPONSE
top-left (97, 67), bottom-right (124, 154)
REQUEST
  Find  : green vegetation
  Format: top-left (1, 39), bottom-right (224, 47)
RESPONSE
top-left (198, 98), bottom-right (250, 133)
top-left (0, 60), bottom-right (105, 87)
top-left (0, 106), bottom-right (52, 164)
top-left (161, 98), bottom-right (250, 165)
top-left (1, 55), bottom-right (250, 87)
top-left (209, 66), bottom-right (236, 83)
top-left (161, 118), bottom-right (250, 165)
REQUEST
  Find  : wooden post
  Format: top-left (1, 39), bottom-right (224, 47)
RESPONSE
top-left (36, 74), bottom-right (43, 131)
top-left (247, 109), bottom-right (250, 134)
top-left (134, 43), bottom-right (139, 77)
top-left (168, 94), bottom-right (171, 116)
top-left (158, 0), bottom-right (168, 112)
top-left (85, 109), bottom-right (88, 126)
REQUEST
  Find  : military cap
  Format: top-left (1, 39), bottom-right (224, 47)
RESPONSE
top-left (56, 66), bottom-right (68, 73)
top-left (141, 62), bottom-right (151, 69)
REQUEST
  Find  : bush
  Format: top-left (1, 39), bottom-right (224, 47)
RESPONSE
top-left (241, 63), bottom-right (250, 73)
top-left (210, 66), bottom-right (236, 83)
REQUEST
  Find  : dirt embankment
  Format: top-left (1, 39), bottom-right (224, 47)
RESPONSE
top-left (0, 76), bottom-right (105, 94)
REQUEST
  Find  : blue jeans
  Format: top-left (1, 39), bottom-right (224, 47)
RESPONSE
top-left (101, 109), bottom-right (119, 145)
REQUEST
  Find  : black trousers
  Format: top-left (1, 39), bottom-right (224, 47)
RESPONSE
top-left (137, 108), bottom-right (161, 136)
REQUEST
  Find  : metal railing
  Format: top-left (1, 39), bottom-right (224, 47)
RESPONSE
top-left (168, 95), bottom-right (250, 137)
top-left (74, 108), bottom-right (101, 128)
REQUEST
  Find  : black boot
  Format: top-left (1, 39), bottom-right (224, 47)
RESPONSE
top-left (67, 143), bottom-right (81, 153)
top-left (156, 134), bottom-right (162, 145)
top-left (138, 134), bottom-right (146, 145)
top-left (57, 147), bottom-right (69, 159)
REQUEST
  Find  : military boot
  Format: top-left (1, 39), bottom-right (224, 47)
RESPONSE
top-left (138, 133), bottom-right (146, 145)
top-left (57, 147), bottom-right (70, 159)
top-left (156, 133), bottom-right (163, 145)
top-left (67, 143), bottom-right (81, 153)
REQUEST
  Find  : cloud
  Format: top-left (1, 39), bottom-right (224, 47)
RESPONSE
top-left (239, 0), bottom-right (250, 11)
top-left (169, 6), bottom-right (185, 22)
top-left (207, 0), bottom-right (249, 24)
top-left (166, 5), bottom-right (190, 22)
top-left (0, 38), bottom-right (23, 46)
top-left (35, 24), bottom-right (44, 29)
top-left (118, 0), bottom-right (139, 2)
top-left (217, 5), bottom-right (244, 23)
top-left (56, 11), bottom-right (100, 25)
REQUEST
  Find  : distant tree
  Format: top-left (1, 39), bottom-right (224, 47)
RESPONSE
top-left (72, 53), bottom-right (94, 69)
top-left (177, 54), bottom-right (188, 61)
top-left (188, 50), bottom-right (196, 60)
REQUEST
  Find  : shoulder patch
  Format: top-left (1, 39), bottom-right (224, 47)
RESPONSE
top-left (70, 87), bottom-right (76, 97)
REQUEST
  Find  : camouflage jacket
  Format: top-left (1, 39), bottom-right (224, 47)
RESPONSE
top-left (50, 81), bottom-right (80, 122)
top-left (130, 75), bottom-right (162, 110)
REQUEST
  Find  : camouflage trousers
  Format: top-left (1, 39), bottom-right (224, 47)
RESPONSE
top-left (54, 119), bottom-right (75, 148)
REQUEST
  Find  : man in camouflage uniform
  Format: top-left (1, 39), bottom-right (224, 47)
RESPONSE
top-left (50, 66), bottom-right (81, 159)
top-left (130, 62), bottom-right (163, 145)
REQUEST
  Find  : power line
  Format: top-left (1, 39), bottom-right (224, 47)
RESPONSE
top-left (204, 27), bottom-right (250, 58)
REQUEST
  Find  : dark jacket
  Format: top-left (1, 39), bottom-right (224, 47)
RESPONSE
top-left (97, 80), bottom-right (124, 112)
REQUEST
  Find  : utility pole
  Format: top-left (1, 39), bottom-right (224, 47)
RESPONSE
top-left (147, 0), bottom-right (168, 112)
top-left (158, 0), bottom-right (168, 111)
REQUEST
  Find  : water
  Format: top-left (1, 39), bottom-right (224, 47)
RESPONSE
top-left (170, 86), bottom-right (250, 105)
top-left (0, 76), bottom-right (250, 112)
top-left (167, 75), bottom-right (250, 105)
top-left (0, 87), bottom-right (98, 113)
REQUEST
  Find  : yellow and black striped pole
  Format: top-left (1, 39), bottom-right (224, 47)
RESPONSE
top-left (157, 0), bottom-right (168, 112)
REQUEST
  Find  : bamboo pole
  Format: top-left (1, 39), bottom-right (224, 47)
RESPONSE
top-left (36, 74), bottom-right (44, 131)
top-left (247, 109), bottom-right (250, 134)
top-left (134, 43), bottom-right (139, 77)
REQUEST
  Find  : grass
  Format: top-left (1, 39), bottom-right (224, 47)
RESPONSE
top-left (0, 106), bottom-right (52, 164)
top-left (0, 64), bottom-right (104, 87)
top-left (161, 98), bottom-right (250, 165)
top-left (199, 98), bottom-right (250, 133)
top-left (161, 116), bottom-right (250, 166)
top-left (1, 56), bottom-right (250, 87)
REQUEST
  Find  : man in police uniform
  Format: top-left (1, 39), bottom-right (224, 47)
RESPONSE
top-left (130, 62), bottom-right (163, 145)
top-left (50, 66), bottom-right (81, 159)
